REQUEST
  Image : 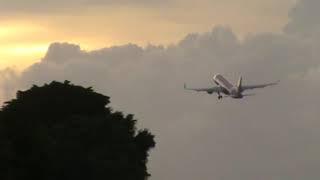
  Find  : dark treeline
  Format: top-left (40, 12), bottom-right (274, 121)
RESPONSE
top-left (0, 80), bottom-right (155, 180)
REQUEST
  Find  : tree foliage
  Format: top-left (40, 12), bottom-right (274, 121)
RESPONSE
top-left (0, 81), bottom-right (155, 180)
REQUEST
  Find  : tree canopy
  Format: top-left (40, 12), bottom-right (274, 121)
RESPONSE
top-left (0, 80), bottom-right (155, 180)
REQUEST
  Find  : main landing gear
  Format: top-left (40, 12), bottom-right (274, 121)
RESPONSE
top-left (217, 92), bottom-right (222, 100)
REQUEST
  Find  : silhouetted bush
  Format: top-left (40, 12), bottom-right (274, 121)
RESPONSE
top-left (0, 81), bottom-right (155, 180)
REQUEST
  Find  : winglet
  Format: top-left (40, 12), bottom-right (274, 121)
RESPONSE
top-left (237, 76), bottom-right (243, 91)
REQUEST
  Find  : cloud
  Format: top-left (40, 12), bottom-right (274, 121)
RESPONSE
top-left (1, 0), bottom-right (320, 179)
top-left (0, 68), bottom-right (19, 104)
top-left (285, 0), bottom-right (320, 37)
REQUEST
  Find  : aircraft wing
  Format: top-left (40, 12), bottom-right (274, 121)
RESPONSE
top-left (184, 83), bottom-right (222, 93)
top-left (241, 80), bottom-right (279, 91)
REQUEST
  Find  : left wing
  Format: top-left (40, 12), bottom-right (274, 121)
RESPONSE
top-left (184, 83), bottom-right (222, 94)
top-left (241, 80), bottom-right (279, 91)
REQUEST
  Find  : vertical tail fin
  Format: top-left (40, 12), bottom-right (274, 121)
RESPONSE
top-left (237, 76), bottom-right (242, 92)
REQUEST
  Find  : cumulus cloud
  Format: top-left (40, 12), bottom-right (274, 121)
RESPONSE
top-left (1, 0), bottom-right (320, 179)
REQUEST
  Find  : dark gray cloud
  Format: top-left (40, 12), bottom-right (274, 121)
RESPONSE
top-left (1, 0), bottom-right (320, 179)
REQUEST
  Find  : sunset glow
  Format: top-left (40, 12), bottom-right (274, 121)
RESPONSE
top-left (0, 0), bottom-right (294, 70)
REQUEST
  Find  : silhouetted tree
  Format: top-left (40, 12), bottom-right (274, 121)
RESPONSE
top-left (0, 81), bottom-right (155, 180)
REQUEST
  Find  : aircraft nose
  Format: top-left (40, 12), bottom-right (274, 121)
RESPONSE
top-left (213, 75), bottom-right (217, 80)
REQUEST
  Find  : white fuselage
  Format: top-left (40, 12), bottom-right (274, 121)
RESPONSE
top-left (213, 74), bottom-right (242, 98)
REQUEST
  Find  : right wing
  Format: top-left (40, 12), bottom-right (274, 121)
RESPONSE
top-left (241, 80), bottom-right (279, 91)
top-left (184, 83), bottom-right (222, 94)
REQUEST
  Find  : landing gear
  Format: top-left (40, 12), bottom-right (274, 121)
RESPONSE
top-left (217, 92), bottom-right (222, 100)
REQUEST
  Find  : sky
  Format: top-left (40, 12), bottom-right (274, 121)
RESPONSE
top-left (1, 0), bottom-right (320, 180)
top-left (0, 0), bottom-right (295, 70)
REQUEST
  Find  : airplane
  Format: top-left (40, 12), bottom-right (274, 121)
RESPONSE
top-left (184, 74), bottom-right (279, 99)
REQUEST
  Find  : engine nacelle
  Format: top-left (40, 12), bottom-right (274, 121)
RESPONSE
top-left (207, 91), bottom-right (213, 94)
